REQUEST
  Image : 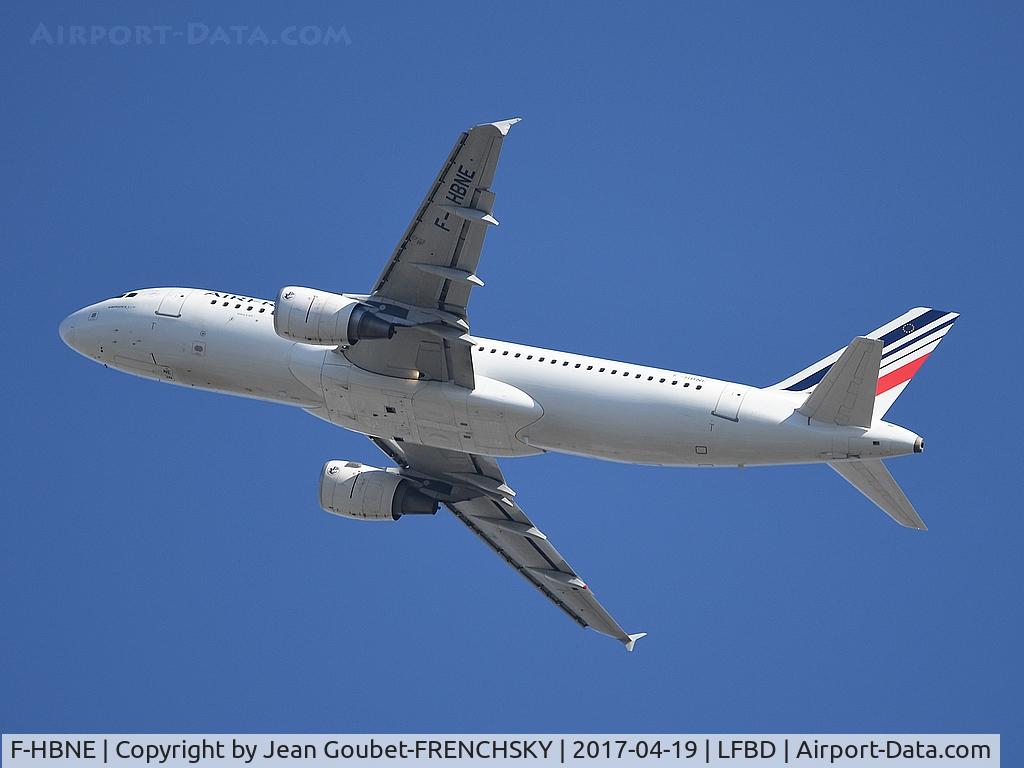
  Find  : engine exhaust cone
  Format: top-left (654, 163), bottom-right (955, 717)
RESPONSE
top-left (391, 481), bottom-right (439, 520)
top-left (349, 307), bottom-right (395, 341)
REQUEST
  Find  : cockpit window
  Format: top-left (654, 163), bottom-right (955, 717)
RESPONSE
top-left (125, 292), bottom-right (138, 298)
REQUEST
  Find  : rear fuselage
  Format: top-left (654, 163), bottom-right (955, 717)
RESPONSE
top-left (59, 287), bottom-right (921, 467)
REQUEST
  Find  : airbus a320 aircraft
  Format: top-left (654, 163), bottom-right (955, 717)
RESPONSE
top-left (60, 119), bottom-right (959, 650)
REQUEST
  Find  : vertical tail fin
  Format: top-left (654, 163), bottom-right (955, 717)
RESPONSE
top-left (772, 308), bottom-right (960, 419)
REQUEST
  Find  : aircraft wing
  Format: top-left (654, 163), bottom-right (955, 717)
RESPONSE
top-left (345, 119), bottom-right (520, 390)
top-left (370, 437), bottom-right (646, 651)
top-left (371, 118), bottom-right (517, 320)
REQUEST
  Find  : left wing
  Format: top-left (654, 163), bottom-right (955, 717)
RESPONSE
top-left (370, 437), bottom-right (646, 651)
top-left (345, 119), bottom-right (519, 390)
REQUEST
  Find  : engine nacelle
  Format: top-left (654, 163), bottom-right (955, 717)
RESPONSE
top-left (275, 286), bottom-right (395, 346)
top-left (318, 461), bottom-right (438, 521)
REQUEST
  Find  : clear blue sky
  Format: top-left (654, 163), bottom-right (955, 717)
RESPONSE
top-left (2, 0), bottom-right (1021, 745)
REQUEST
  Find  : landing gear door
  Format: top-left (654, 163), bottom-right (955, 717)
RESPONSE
top-left (712, 384), bottom-right (747, 422)
top-left (156, 290), bottom-right (189, 318)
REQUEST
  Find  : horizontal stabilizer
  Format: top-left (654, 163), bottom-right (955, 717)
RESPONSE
top-left (829, 459), bottom-right (927, 530)
top-left (798, 337), bottom-right (882, 428)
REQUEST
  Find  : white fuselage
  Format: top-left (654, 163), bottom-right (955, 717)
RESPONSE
top-left (59, 288), bottom-right (921, 466)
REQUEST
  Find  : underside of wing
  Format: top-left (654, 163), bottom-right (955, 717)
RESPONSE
top-left (372, 118), bottom-right (518, 319)
top-left (370, 437), bottom-right (645, 650)
top-left (344, 119), bottom-right (520, 390)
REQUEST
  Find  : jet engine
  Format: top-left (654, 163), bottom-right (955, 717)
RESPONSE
top-left (274, 286), bottom-right (395, 346)
top-left (318, 460), bottom-right (438, 521)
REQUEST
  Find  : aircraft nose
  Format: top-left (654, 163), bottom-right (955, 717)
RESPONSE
top-left (59, 313), bottom-right (77, 348)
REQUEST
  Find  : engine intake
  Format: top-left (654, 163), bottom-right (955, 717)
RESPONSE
top-left (319, 460), bottom-right (438, 521)
top-left (275, 286), bottom-right (395, 346)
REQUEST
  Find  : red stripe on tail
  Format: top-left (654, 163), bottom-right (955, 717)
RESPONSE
top-left (876, 354), bottom-right (930, 395)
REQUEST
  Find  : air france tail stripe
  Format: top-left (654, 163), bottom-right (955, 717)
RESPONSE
top-left (880, 333), bottom-right (946, 373)
top-left (876, 354), bottom-right (930, 395)
top-left (784, 315), bottom-right (954, 391)
top-left (783, 365), bottom-right (833, 392)
top-left (881, 314), bottom-right (958, 362)
top-left (876, 308), bottom-right (947, 347)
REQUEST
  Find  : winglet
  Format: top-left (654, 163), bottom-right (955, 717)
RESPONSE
top-left (624, 632), bottom-right (647, 652)
top-left (484, 117), bottom-right (522, 136)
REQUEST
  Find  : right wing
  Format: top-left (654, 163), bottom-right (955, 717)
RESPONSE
top-left (370, 437), bottom-right (646, 651)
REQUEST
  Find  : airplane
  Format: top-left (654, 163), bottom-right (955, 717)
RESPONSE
top-left (59, 118), bottom-right (959, 651)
